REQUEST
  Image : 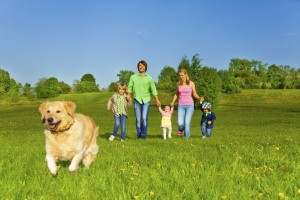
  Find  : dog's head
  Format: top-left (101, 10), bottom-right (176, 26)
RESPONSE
top-left (39, 101), bottom-right (76, 132)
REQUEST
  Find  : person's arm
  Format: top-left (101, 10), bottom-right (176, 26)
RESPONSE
top-left (149, 77), bottom-right (161, 107)
top-left (154, 95), bottom-right (161, 107)
top-left (158, 106), bottom-right (164, 115)
top-left (170, 106), bottom-right (174, 115)
top-left (107, 95), bottom-right (114, 110)
top-left (127, 75), bottom-right (134, 102)
top-left (170, 85), bottom-right (179, 107)
top-left (191, 81), bottom-right (202, 100)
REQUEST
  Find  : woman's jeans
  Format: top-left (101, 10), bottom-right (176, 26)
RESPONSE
top-left (134, 99), bottom-right (150, 138)
top-left (112, 114), bottom-right (127, 139)
top-left (177, 105), bottom-right (194, 138)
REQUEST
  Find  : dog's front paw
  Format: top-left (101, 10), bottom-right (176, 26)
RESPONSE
top-left (68, 164), bottom-right (79, 172)
top-left (48, 166), bottom-right (58, 176)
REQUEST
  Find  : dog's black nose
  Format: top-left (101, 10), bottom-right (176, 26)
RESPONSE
top-left (47, 117), bottom-right (54, 123)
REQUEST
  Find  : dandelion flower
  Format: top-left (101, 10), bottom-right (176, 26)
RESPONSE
top-left (275, 147), bottom-right (280, 151)
top-left (278, 193), bottom-right (284, 198)
top-left (149, 191), bottom-right (154, 196)
top-left (298, 189), bottom-right (300, 194)
top-left (133, 196), bottom-right (139, 199)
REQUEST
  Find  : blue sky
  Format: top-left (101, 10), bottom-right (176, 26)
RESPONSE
top-left (1, 0), bottom-right (299, 88)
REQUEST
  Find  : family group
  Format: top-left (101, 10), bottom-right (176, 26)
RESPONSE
top-left (107, 60), bottom-right (216, 141)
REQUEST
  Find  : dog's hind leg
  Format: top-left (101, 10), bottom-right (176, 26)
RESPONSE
top-left (82, 144), bottom-right (98, 168)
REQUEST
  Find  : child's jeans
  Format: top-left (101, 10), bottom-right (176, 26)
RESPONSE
top-left (112, 114), bottom-right (127, 139)
top-left (201, 123), bottom-right (213, 137)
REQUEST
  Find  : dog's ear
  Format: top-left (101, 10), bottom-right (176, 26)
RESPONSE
top-left (39, 102), bottom-right (48, 121)
top-left (64, 101), bottom-right (76, 117)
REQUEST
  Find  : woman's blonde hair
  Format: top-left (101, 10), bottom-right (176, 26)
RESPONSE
top-left (118, 83), bottom-right (128, 94)
top-left (178, 69), bottom-right (190, 85)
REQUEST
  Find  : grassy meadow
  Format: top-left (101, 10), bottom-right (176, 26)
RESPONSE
top-left (0, 90), bottom-right (299, 199)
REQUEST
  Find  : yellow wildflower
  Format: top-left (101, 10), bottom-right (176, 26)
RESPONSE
top-left (278, 193), bottom-right (284, 198)
top-left (149, 191), bottom-right (154, 196)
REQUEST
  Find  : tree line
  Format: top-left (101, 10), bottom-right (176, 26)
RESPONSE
top-left (1, 54), bottom-right (300, 104)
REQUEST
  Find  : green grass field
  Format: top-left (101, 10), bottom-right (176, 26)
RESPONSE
top-left (0, 90), bottom-right (299, 199)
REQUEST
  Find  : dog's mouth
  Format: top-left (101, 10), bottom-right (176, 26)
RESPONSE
top-left (44, 120), bottom-right (61, 132)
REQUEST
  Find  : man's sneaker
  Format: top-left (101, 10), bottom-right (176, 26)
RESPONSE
top-left (121, 139), bottom-right (125, 142)
top-left (202, 136), bottom-right (206, 139)
top-left (109, 135), bottom-right (115, 141)
top-left (177, 131), bottom-right (182, 136)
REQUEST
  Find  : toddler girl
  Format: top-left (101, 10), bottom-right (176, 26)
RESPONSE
top-left (158, 105), bottom-right (174, 140)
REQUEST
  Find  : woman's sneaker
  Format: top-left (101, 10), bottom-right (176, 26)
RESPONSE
top-left (109, 135), bottom-right (115, 141)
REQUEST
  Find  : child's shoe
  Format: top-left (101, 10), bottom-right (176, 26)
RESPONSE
top-left (177, 131), bottom-right (182, 136)
top-left (109, 135), bottom-right (115, 141)
top-left (202, 136), bottom-right (206, 139)
top-left (121, 139), bottom-right (125, 142)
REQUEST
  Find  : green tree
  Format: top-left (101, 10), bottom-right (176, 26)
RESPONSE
top-left (108, 82), bottom-right (118, 92)
top-left (22, 83), bottom-right (36, 101)
top-left (0, 69), bottom-right (11, 94)
top-left (178, 54), bottom-right (203, 83)
top-left (73, 74), bottom-right (100, 93)
top-left (196, 67), bottom-right (222, 104)
top-left (81, 73), bottom-right (96, 83)
top-left (157, 66), bottom-right (177, 90)
top-left (60, 81), bottom-right (71, 94)
top-left (117, 70), bottom-right (134, 84)
top-left (35, 77), bottom-right (61, 98)
top-left (0, 68), bottom-right (20, 96)
top-left (267, 64), bottom-right (283, 89)
top-left (223, 77), bottom-right (244, 94)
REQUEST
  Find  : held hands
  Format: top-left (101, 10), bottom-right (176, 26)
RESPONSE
top-left (156, 100), bottom-right (161, 107)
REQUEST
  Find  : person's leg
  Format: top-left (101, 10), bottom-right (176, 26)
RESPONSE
top-left (134, 100), bottom-right (142, 138)
top-left (206, 128), bottom-right (213, 137)
top-left (177, 105), bottom-right (185, 136)
top-left (120, 115), bottom-right (127, 140)
top-left (201, 123), bottom-right (207, 138)
top-left (162, 127), bottom-right (167, 140)
top-left (168, 126), bottom-right (172, 138)
top-left (112, 115), bottom-right (120, 136)
top-left (183, 105), bottom-right (194, 138)
top-left (140, 102), bottom-right (150, 138)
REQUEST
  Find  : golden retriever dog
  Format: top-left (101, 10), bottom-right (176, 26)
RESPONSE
top-left (39, 101), bottom-right (99, 175)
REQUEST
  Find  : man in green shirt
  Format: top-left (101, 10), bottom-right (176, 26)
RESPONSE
top-left (127, 60), bottom-right (161, 139)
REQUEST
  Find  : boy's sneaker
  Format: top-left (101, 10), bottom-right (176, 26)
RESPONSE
top-left (109, 135), bottom-right (115, 141)
top-left (121, 139), bottom-right (125, 142)
top-left (202, 136), bottom-right (206, 139)
top-left (177, 131), bottom-right (182, 136)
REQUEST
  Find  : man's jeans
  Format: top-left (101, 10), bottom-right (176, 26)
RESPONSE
top-left (134, 99), bottom-right (150, 138)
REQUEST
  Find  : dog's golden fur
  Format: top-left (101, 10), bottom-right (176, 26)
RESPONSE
top-left (39, 101), bottom-right (98, 175)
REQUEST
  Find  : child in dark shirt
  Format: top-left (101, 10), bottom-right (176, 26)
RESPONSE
top-left (199, 99), bottom-right (216, 138)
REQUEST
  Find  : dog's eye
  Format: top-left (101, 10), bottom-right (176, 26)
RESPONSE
top-left (56, 110), bottom-right (61, 113)
top-left (47, 110), bottom-right (50, 113)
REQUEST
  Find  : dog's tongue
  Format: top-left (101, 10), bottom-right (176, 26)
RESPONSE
top-left (48, 124), bottom-right (56, 129)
